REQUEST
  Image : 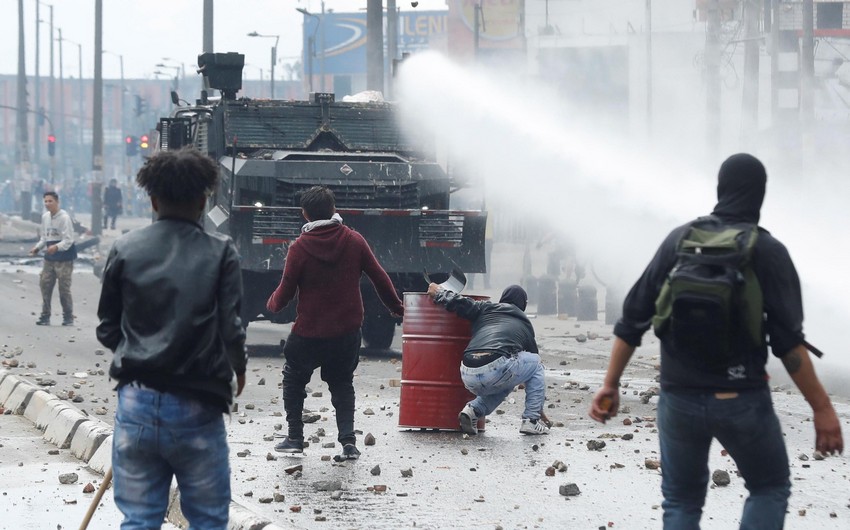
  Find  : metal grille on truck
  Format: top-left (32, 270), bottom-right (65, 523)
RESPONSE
top-left (274, 180), bottom-right (419, 209)
top-left (251, 209), bottom-right (302, 244)
top-left (419, 212), bottom-right (465, 247)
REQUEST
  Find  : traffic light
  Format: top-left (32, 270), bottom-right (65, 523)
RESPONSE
top-left (134, 95), bottom-right (148, 117)
top-left (139, 134), bottom-right (150, 155)
top-left (47, 134), bottom-right (56, 156)
top-left (125, 135), bottom-right (138, 156)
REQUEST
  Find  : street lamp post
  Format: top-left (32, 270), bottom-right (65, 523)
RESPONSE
top-left (155, 63), bottom-right (181, 91)
top-left (243, 64), bottom-right (265, 98)
top-left (59, 35), bottom-right (84, 150)
top-left (55, 28), bottom-right (66, 177)
top-left (247, 31), bottom-right (280, 98)
top-left (103, 50), bottom-right (125, 139)
top-left (296, 6), bottom-right (323, 92)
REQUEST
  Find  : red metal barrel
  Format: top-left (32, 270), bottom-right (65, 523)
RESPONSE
top-left (399, 292), bottom-right (488, 431)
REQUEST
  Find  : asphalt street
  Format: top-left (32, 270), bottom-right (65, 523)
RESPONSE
top-left (1, 212), bottom-right (849, 529)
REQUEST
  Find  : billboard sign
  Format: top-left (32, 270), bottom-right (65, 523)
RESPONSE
top-left (300, 10), bottom-right (448, 75)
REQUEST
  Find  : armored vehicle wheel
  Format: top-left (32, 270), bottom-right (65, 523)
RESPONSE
top-left (362, 312), bottom-right (396, 350)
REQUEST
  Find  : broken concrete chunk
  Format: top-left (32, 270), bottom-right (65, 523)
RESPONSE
top-left (302, 412), bottom-right (321, 423)
top-left (586, 440), bottom-right (606, 451)
top-left (559, 483), bottom-right (581, 496)
top-left (59, 473), bottom-right (78, 485)
top-left (711, 469), bottom-right (730, 486)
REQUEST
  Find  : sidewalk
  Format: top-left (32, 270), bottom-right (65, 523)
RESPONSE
top-left (0, 370), bottom-right (284, 530)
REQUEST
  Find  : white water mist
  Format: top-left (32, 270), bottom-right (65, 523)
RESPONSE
top-left (395, 51), bottom-right (850, 375)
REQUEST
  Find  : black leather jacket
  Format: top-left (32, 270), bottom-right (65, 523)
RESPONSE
top-left (97, 217), bottom-right (247, 410)
top-left (434, 289), bottom-right (538, 367)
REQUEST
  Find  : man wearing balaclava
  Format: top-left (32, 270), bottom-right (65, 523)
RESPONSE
top-left (588, 154), bottom-right (843, 529)
top-left (426, 282), bottom-right (549, 435)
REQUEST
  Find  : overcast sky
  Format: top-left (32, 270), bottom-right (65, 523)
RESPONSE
top-left (1, 0), bottom-right (446, 80)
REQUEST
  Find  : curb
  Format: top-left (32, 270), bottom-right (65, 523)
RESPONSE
top-left (0, 369), bottom-right (287, 530)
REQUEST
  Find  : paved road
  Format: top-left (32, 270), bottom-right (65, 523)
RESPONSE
top-left (1, 212), bottom-right (849, 529)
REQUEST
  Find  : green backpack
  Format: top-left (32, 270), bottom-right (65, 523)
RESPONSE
top-left (652, 217), bottom-right (764, 372)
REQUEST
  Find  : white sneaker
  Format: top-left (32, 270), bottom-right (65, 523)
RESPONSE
top-left (519, 418), bottom-right (550, 435)
top-left (458, 404), bottom-right (478, 435)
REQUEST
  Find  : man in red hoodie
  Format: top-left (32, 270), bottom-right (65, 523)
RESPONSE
top-left (267, 186), bottom-right (404, 460)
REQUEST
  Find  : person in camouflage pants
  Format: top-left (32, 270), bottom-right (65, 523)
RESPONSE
top-left (39, 260), bottom-right (74, 322)
top-left (30, 191), bottom-right (76, 326)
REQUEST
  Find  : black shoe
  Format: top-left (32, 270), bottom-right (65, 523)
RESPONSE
top-left (36, 316), bottom-right (50, 326)
top-left (333, 443), bottom-right (361, 462)
top-left (274, 437), bottom-right (304, 454)
top-left (62, 318), bottom-right (74, 326)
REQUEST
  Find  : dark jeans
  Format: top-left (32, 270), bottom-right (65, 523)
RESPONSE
top-left (282, 330), bottom-right (361, 445)
top-left (658, 387), bottom-right (791, 530)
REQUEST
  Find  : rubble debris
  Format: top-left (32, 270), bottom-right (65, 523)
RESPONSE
top-left (711, 470), bottom-right (730, 486)
top-left (371, 465), bottom-right (381, 476)
top-left (364, 432), bottom-right (376, 446)
top-left (586, 440), bottom-right (606, 451)
top-left (559, 483), bottom-right (581, 496)
top-left (302, 412), bottom-right (321, 423)
top-left (58, 473), bottom-right (78, 484)
top-left (312, 480), bottom-right (342, 492)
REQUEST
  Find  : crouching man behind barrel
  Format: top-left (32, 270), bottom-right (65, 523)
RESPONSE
top-left (427, 283), bottom-right (549, 435)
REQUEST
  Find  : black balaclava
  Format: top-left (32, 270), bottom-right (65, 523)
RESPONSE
top-left (499, 285), bottom-right (528, 311)
top-left (711, 153), bottom-right (767, 224)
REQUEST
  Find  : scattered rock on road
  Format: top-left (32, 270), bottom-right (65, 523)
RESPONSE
top-left (559, 483), bottom-right (581, 496)
top-left (712, 469), bottom-right (730, 486)
top-left (58, 473), bottom-right (78, 485)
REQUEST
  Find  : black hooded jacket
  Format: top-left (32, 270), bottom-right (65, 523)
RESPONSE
top-left (614, 154), bottom-right (806, 391)
top-left (434, 285), bottom-right (538, 367)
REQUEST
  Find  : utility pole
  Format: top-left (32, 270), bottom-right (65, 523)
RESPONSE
top-left (646, 0), bottom-right (652, 136)
top-left (91, 0), bottom-right (103, 236)
top-left (800, 0), bottom-right (814, 123)
top-left (34, 0), bottom-right (41, 180)
top-left (48, 4), bottom-right (54, 181)
top-left (320, 1), bottom-right (326, 92)
top-left (387, 0), bottom-right (397, 98)
top-left (366, 0), bottom-right (383, 93)
top-left (705, 0), bottom-right (721, 158)
top-left (741, 0), bottom-right (760, 140)
top-left (203, 0), bottom-right (213, 53)
top-left (57, 28), bottom-right (65, 178)
top-left (800, 0), bottom-right (814, 169)
top-left (474, 2), bottom-right (481, 59)
top-left (17, 0), bottom-right (32, 220)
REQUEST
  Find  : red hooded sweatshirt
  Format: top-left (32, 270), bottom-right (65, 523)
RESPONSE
top-left (266, 223), bottom-right (403, 338)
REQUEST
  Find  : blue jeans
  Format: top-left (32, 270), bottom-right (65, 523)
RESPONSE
top-left (657, 387), bottom-right (791, 530)
top-left (112, 385), bottom-right (231, 530)
top-left (460, 351), bottom-right (545, 420)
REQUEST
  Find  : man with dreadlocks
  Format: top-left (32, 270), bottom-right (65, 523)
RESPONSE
top-left (97, 148), bottom-right (247, 530)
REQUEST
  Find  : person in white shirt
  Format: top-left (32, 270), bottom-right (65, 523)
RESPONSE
top-left (29, 191), bottom-right (76, 326)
